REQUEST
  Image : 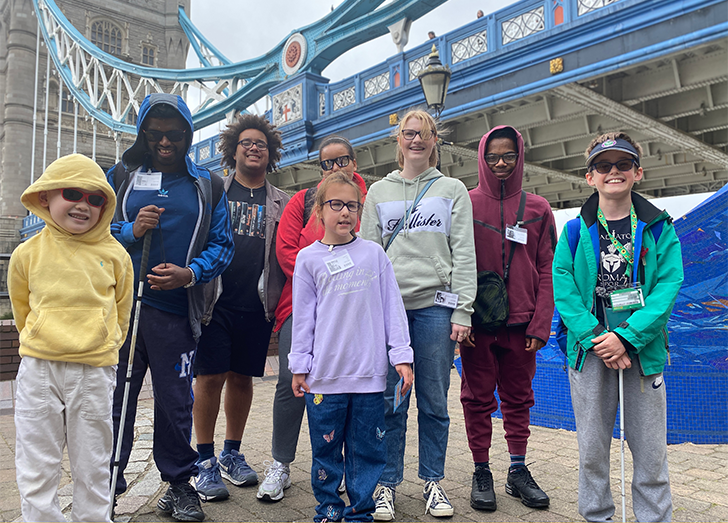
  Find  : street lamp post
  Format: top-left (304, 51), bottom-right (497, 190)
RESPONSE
top-left (417, 45), bottom-right (452, 118)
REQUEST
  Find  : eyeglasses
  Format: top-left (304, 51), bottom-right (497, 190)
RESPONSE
top-left (400, 129), bottom-right (435, 141)
top-left (324, 199), bottom-right (361, 213)
top-left (484, 153), bottom-right (518, 165)
top-left (61, 188), bottom-right (107, 207)
top-left (143, 129), bottom-right (186, 142)
top-left (237, 139), bottom-right (268, 150)
top-left (590, 159), bottom-right (639, 174)
top-left (320, 155), bottom-right (352, 171)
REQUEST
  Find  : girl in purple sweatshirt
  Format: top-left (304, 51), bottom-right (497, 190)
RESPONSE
top-left (289, 172), bottom-right (413, 522)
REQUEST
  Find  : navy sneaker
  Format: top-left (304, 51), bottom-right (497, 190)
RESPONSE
top-left (219, 449), bottom-right (258, 486)
top-left (191, 456), bottom-right (229, 501)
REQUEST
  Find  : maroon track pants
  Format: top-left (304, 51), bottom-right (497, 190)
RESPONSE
top-left (460, 325), bottom-right (536, 462)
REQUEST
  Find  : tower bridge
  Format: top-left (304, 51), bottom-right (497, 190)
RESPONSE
top-left (182, 0), bottom-right (728, 209)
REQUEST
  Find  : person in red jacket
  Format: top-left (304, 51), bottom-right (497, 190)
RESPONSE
top-left (257, 135), bottom-right (368, 502)
top-left (461, 125), bottom-right (556, 512)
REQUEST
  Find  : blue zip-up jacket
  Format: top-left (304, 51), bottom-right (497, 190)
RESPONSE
top-left (553, 191), bottom-right (683, 376)
top-left (107, 93), bottom-right (234, 339)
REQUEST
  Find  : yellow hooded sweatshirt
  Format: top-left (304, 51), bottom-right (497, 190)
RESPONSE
top-left (8, 154), bottom-right (134, 367)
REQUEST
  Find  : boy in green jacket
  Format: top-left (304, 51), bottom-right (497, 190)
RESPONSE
top-left (552, 133), bottom-right (683, 522)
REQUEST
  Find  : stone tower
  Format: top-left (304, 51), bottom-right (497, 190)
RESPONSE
top-left (0, 0), bottom-right (190, 313)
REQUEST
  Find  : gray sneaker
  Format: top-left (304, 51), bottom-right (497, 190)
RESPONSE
top-left (372, 484), bottom-right (395, 521)
top-left (256, 460), bottom-right (291, 502)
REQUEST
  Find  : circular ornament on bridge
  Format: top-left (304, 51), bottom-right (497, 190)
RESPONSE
top-left (282, 33), bottom-right (307, 76)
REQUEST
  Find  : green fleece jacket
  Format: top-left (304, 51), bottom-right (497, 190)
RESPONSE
top-left (360, 167), bottom-right (476, 326)
top-left (552, 192), bottom-right (683, 376)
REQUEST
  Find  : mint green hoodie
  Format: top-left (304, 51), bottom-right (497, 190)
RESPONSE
top-left (360, 167), bottom-right (476, 326)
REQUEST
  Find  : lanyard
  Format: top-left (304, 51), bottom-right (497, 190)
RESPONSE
top-left (596, 204), bottom-right (637, 276)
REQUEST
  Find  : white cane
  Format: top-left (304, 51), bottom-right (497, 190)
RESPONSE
top-left (110, 232), bottom-right (152, 520)
top-left (619, 367), bottom-right (626, 523)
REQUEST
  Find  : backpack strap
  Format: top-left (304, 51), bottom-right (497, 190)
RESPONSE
top-left (385, 177), bottom-right (438, 252)
top-left (209, 169), bottom-right (224, 208)
top-left (503, 190), bottom-right (527, 281)
top-left (302, 186), bottom-right (317, 228)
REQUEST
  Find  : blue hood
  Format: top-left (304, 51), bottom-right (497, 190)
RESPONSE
top-left (122, 93), bottom-right (195, 171)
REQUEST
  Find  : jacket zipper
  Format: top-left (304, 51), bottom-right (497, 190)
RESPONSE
top-left (500, 181), bottom-right (506, 275)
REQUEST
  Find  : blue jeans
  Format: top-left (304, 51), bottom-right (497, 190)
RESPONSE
top-left (305, 392), bottom-right (386, 522)
top-left (380, 306), bottom-right (456, 486)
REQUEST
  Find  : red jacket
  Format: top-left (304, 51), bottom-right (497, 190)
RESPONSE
top-left (274, 172), bottom-right (368, 330)
top-left (469, 126), bottom-right (556, 343)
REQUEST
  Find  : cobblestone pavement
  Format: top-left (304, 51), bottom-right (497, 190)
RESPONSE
top-left (1, 368), bottom-right (726, 522)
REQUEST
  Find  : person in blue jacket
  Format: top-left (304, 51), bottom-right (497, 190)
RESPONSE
top-left (107, 93), bottom-right (234, 522)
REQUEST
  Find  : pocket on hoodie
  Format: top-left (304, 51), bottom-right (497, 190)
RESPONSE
top-left (391, 256), bottom-right (450, 295)
top-left (28, 307), bottom-right (109, 354)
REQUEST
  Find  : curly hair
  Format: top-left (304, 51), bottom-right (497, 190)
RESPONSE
top-left (218, 114), bottom-right (283, 173)
top-left (585, 132), bottom-right (643, 160)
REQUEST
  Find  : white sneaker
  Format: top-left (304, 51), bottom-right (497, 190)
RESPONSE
top-left (423, 481), bottom-right (454, 517)
top-left (256, 460), bottom-right (291, 502)
top-left (372, 484), bottom-right (395, 521)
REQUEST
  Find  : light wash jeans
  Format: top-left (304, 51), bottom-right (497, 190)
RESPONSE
top-left (379, 306), bottom-right (456, 486)
top-left (306, 392), bottom-right (386, 522)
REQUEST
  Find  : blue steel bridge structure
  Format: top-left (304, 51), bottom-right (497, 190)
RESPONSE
top-left (26, 0), bottom-right (728, 443)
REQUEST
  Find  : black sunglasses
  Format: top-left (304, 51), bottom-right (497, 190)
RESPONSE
top-left (143, 129), bottom-right (186, 142)
top-left (61, 188), bottom-right (106, 207)
top-left (590, 159), bottom-right (639, 174)
top-left (320, 155), bottom-right (352, 171)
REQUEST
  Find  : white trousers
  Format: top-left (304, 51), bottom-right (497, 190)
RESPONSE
top-left (15, 356), bottom-right (116, 522)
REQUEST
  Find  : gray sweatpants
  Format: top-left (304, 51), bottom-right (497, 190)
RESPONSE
top-left (569, 352), bottom-right (672, 523)
top-left (271, 317), bottom-right (306, 464)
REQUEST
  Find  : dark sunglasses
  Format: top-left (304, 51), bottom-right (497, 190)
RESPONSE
top-left (324, 199), bottom-right (361, 213)
top-left (320, 155), bottom-right (352, 171)
top-left (143, 129), bottom-right (186, 142)
top-left (61, 188), bottom-right (107, 207)
top-left (590, 159), bottom-right (639, 174)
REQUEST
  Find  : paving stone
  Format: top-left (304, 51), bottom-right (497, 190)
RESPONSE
top-left (128, 470), bottom-right (162, 497)
top-left (137, 433), bottom-right (153, 441)
top-left (124, 461), bottom-right (149, 474)
top-left (128, 448), bottom-right (152, 462)
top-left (114, 496), bottom-right (148, 515)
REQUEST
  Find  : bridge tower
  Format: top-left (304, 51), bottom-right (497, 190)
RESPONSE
top-left (0, 0), bottom-right (190, 248)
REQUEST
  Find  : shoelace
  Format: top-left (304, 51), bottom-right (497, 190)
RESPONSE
top-left (263, 460), bottom-right (287, 483)
top-left (424, 483), bottom-right (450, 515)
top-left (374, 486), bottom-right (393, 510)
top-left (475, 470), bottom-right (493, 491)
top-left (176, 483), bottom-right (203, 507)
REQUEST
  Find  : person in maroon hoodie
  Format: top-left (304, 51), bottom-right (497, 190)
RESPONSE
top-left (461, 125), bottom-right (556, 512)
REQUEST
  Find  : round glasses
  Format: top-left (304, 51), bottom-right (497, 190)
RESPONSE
top-left (484, 153), bottom-right (518, 165)
top-left (61, 188), bottom-right (106, 207)
top-left (320, 155), bottom-right (352, 171)
top-left (324, 199), bottom-right (361, 213)
top-left (143, 129), bottom-right (186, 142)
top-left (400, 129), bottom-right (435, 141)
top-left (237, 139), bottom-right (268, 150)
top-left (590, 159), bottom-right (639, 174)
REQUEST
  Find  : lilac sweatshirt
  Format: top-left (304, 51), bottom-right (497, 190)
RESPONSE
top-left (289, 237), bottom-right (413, 394)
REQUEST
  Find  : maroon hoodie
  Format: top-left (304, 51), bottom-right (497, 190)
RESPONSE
top-left (469, 126), bottom-right (556, 343)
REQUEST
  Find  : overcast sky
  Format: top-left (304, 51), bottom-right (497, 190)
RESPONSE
top-left (185, 0), bottom-right (514, 79)
top-left (185, 0), bottom-right (514, 138)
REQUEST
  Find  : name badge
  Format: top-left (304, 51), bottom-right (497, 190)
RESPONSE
top-left (610, 286), bottom-right (645, 311)
top-left (506, 224), bottom-right (527, 245)
top-left (323, 250), bottom-right (354, 275)
top-left (434, 290), bottom-right (458, 309)
top-left (134, 172), bottom-right (163, 191)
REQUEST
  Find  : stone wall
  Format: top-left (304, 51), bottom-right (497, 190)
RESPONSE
top-left (0, 321), bottom-right (20, 382)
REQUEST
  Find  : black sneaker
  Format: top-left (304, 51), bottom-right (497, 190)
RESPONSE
top-left (505, 465), bottom-right (550, 508)
top-left (157, 482), bottom-right (205, 522)
top-left (470, 466), bottom-right (496, 511)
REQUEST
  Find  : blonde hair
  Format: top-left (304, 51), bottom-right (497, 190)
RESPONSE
top-left (394, 110), bottom-right (439, 169)
top-left (313, 172), bottom-right (363, 231)
top-left (585, 132), bottom-right (643, 160)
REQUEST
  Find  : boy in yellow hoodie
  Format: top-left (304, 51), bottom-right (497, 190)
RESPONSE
top-left (8, 154), bottom-right (134, 522)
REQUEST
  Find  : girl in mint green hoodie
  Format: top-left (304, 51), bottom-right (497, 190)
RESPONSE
top-left (360, 109), bottom-right (476, 520)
